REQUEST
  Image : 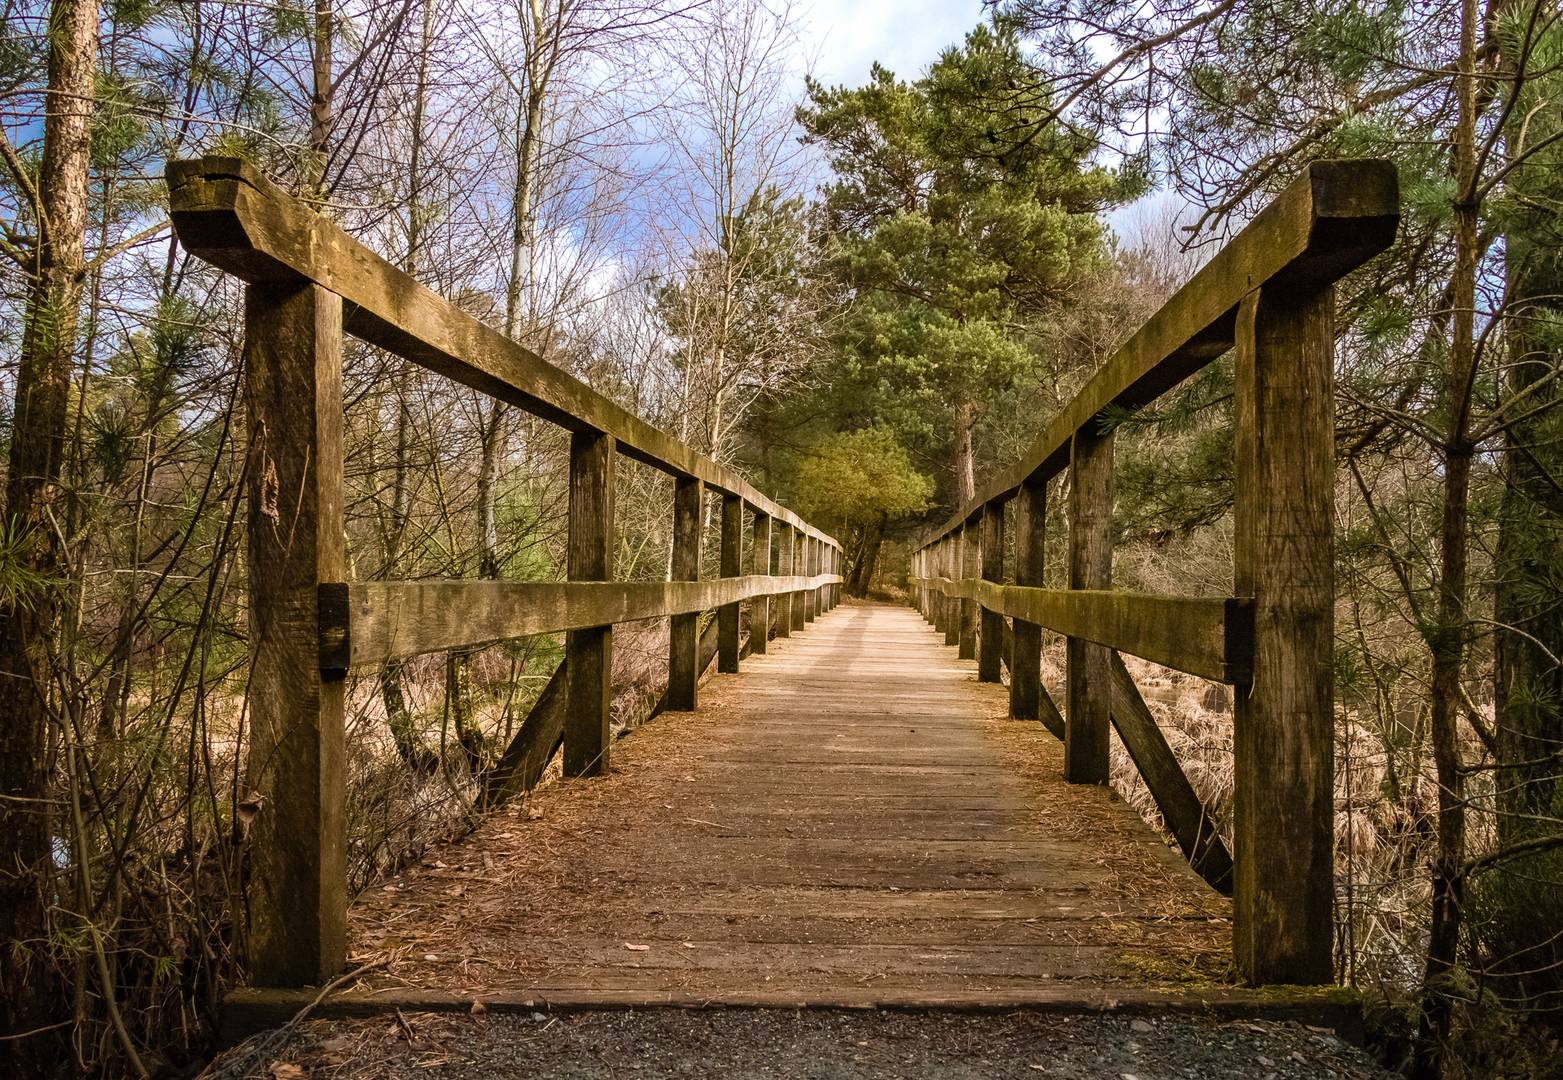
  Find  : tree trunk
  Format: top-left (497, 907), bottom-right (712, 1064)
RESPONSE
top-left (847, 513), bottom-right (886, 597)
top-left (953, 393), bottom-right (976, 505)
top-left (0, 0), bottom-right (97, 1065)
top-left (1413, 3), bottom-right (1479, 1070)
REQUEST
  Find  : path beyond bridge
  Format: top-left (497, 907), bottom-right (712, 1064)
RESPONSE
top-left (227, 604), bottom-right (1355, 1036)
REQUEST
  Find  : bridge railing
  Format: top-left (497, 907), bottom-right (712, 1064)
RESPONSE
top-left (166, 158), bottom-right (841, 988)
top-left (909, 159), bottom-right (1399, 986)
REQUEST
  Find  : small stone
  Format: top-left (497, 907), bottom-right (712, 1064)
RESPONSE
top-left (531, 1012), bottom-right (546, 1022)
top-left (1130, 1019), bottom-right (1153, 1034)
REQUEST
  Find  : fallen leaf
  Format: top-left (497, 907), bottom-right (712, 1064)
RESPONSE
top-left (470, 1000), bottom-right (488, 1016)
top-left (269, 1064), bottom-right (306, 1080)
top-left (624, 943), bottom-right (651, 951)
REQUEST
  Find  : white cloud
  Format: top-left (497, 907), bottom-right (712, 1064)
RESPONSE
top-left (802, 0), bottom-right (987, 88)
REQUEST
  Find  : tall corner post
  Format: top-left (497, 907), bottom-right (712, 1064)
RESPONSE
top-left (776, 525), bottom-right (794, 638)
top-left (564, 430), bottom-right (615, 777)
top-left (977, 500), bottom-right (1005, 683)
top-left (667, 476), bottom-right (703, 710)
top-left (751, 511), bottom-right (771, 654)
top-left (1065, 425), bottom-right (1113, 783)
top-left (958, 520), bottom-right (979, 660)
top-left (1232, 286), bottom-right (1336, 985)
top-left (1010, 478), bottom-right (1046, 719)
top-left (718, 494), bottom-right (742, 673)
top-left (243, 280), bottom-right (347, 987)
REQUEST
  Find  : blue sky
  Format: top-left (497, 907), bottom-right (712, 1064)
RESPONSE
top-left (804, 0), bottom-right (988, 88)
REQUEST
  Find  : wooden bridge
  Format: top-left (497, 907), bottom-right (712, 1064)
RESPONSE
top-left (166, 154), bottom-right (1398, 1029)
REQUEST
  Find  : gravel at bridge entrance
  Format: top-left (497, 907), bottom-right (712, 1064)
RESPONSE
top-left (260, 1007), bottom-right (1392, 1079)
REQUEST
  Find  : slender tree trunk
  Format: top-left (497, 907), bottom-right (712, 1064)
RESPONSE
top-left (0, 0), bottom-right (98, 1066)
top-left (1414, 2), bottom-right (1480, 1070)
top-left (953, 394), bottom-right (977, 505)
top-left (848, 513), bottom-right (886, 597)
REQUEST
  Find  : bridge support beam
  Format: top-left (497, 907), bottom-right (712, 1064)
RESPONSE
top-left (751, 512), bottom-right (771, 653)
top-left (243, 280), bottom-right (348, 987)
top-left (776, 526), bottom-right (793, 638)
top-left (978, 500), bottom-right (1005, 682)
top-left (958, 523), bottom-right (978, 659)
top-left (565, 431), bottom-right (615, 777)
top-left (667, 476), bottom-right (703, 710)
top-left (1009, 477), bottom-right (1046, 718)
top-left (1065, 426), bottom-right (1113, 784)
top-left (1232, 286), bottom-right (1335, 985)
top-left (718, 494), bottom-right (742, 673)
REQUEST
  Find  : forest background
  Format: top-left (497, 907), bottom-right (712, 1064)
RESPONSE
top-left (1, 0), bottom-right (1561, 1076)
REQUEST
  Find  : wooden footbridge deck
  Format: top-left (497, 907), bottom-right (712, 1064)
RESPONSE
top-left (167, 154), bottom-right (1398, 1035)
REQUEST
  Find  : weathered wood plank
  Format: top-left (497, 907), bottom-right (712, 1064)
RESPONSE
top-left (750, 512), bottom-right (771, 653)
top-left (320, 574), bottom-right (837, 668)
top-left (1010, 478), bottom-right (1045, 719)
top-left (1231, 286), bottom-right (1336, 984)
top-left (959, 521), bottom-right (979, 660)
top-left (718, 494), bottom-right (742, 673)
top-left (667, 477), bottom-right (703, 712)
top-left (1066, 428), bottom-right (1113, 785)
top-left (564, 431), bottom-right (614, 778)
top-left (913, 158), bottom-right (1398, 547)
top-left (1107, 652), bottom-right (1234, 894)
top-left (243, 281), bottom-right (347, 986)
top-left (776, 526), bottom-right (794, 638)
top-left (915, 578), bottom-right (1250, 685)
top-left (978, 501), bottom-right (1004, 683)
top-left (164, 157), bottom-right (838, 549)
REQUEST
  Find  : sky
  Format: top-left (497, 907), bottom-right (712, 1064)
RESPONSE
top-left (802, 0), bottom-right (988, 89)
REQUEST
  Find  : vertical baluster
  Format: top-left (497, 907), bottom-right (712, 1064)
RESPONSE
top-left (776, 525), bottom-right (794, 638)
top-left (978, 500), bottom-right (1004, 683)
top-left (959, 520), bottom-right (978, 660)
top-left (667, 476), bottom-right (702, 710)
top-left (1010, 478), bottom-right (1045, 720)
top-left (1065, 426), bottom-right (1112, 784)
top-left (564, 430), bottom-right (615, 776)
top-left (718, 493), bottom-right (742, 673)
top-left (751, 512), bottom-right (771, 654)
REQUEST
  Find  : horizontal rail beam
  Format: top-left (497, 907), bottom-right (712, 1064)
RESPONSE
top-left (914, 577), bottom-right (1252, 684)
top-left (320, 575), bottom-right (840, 669)
top-left (917, 158), bottom-right (1397, 548)
top-left (166, 157), bottom-right (836, 549)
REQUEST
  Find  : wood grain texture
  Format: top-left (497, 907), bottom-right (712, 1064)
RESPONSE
top-left (337, 603), bottom-right (1235, 1011)
top-left (959, 522), bottom-right (979, 660)
top-left (1232, 287), bottom-right (1336, 985)
top-left (564, 431), bottom-right (614, 778)
top-left (1107, 652), bottom-right (1234, 893)
top-left (667, 477), bottom-right (703, 712)
top-left (718, 494), bottom-right (742, 674)
top-left (1066, 428), bottom-right (1113, 785)
top-left (776, 526), bottom-right (794, 638)
top-left (750, 513), bottom-right (771, 654)
top-left (1010, 478), bottom-right (1045, 720)
top-left (163, 158), bottom-right (840, 549)
top-left (978, 501), bottom-right (1004, 683)
top-left (242, 281), bottom-right (347, 986)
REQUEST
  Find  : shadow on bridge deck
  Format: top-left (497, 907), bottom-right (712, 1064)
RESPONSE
top-left (228, 602), bottom-right (1359, 1035)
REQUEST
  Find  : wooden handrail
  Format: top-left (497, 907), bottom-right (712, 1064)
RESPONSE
top-left (166, 156), bottom-right (842, 990)
top-left (910, 157), bottom-right (1400, 988)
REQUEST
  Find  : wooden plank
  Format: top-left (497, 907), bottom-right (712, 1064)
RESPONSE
top-left (717, 494), bottom-right (742, 673)
top-left (320, 575), bottom-right (836, 667)
top-left (750, 512), bottom-right (770, 654)
top-left (913, 158), bottom-right (1398, 549)
top-left (163, 157), bottom-right (837, 550)
top-left (1107, 652), bottom-right (1234, 894)
top-left (1010, 478), bottom-right (1045, 719)
top-left (1231, 287), bottom-right (1336, 984)
top-left (242, 281), bottom-right (347, 986)
top-left (1066, 427), bottom-right (1112, 785)
top-left (978, 501), bottom-right (1004, 683)
top-left (564, 431), bottom-right (614, 778)
top-left (776, 527), bottom-right (794, 638)
top-left (959, 521), bottom-right (978, 659)
top-left (917, 579), bottom-right (1249, 685)
top-left (667, 477), bottom-right (702, 712)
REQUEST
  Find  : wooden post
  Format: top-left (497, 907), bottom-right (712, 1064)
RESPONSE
top-left (776, 525), bottom-right (793, 638)
top-left (942, 536), bottom-right (958, 646)
top-left (1010, 478), bottom-right (1045, 720)
top-left (243, 281), bottom-right (347, 986)
top-left (805, 537), bottom-right (818, 622)
top-left (667, 476), bottom-right (702, 710)
top-left (958, 520), bottom-right (978, 660)
top-left (978, 500), bottom-right (1005, 683)
top-left (751, 511), bottom-right (771, 654)
top-left (718, 494), bottom-right (742, 673)
top-left (564, 430), bottom-right (615, 777)
top-left (1231, 287), bottom-right (1336, 985)
top-left (791, 528), bottom-right (807, 630)
top-left (1065, 426), bottom-right (1112, 784)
